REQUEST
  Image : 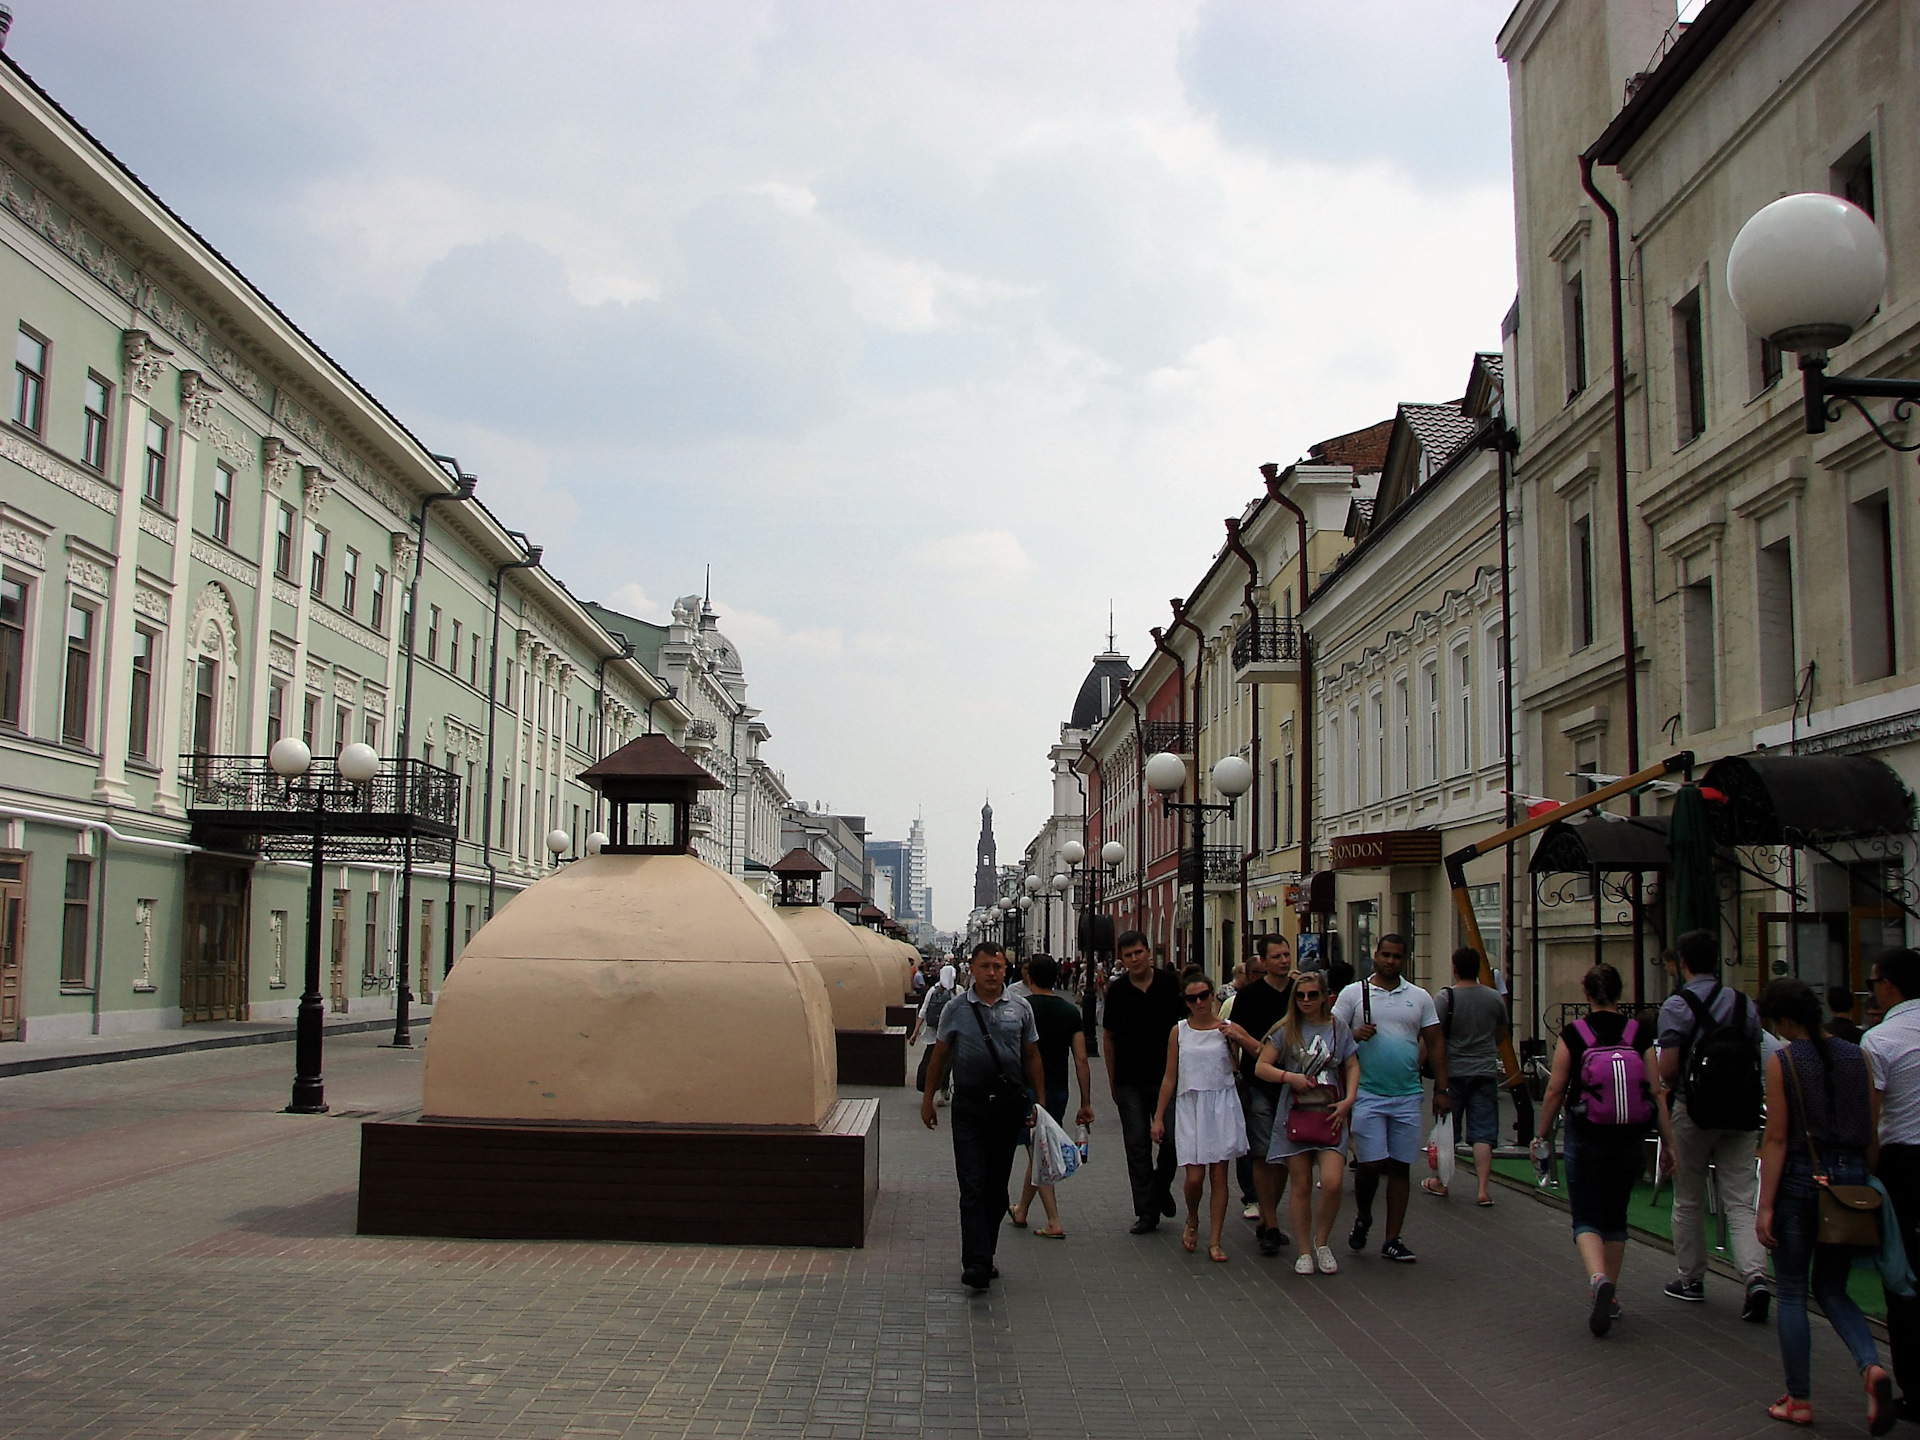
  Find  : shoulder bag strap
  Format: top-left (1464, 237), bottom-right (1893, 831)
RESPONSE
top-left (968, 998), bottom-right (1022, 1089)
top-left (1780, 1043), bottom-right (1827, 1180)
top-left (1676, 985), bottom-right (1717, 1073)
top-left (1362, 980), bottom-right (1372, 1026)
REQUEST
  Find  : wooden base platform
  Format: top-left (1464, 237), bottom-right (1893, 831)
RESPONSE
top-left (835, 1026), bottom-right (907, 1086)
top-left (885, 1004), bottom-right (918, 1028)
top-left (357, 1098), bottom-right (879, 1247)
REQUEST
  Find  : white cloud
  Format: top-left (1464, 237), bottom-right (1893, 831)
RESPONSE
top-left (916, 530), bottom-right (1035, 594)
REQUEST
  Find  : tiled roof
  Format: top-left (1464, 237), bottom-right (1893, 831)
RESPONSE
top-left (1399, 400), bottom-right (1478, 469)
top-left (1306, 418), bottom-right (1394, 474)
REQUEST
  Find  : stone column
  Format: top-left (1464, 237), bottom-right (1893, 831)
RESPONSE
top-left (245, 438), bottom-right (299, 752)
top-left (152, 368), bottom-right (215, 817)
top-left (289, 465), bottom-right (329, 751)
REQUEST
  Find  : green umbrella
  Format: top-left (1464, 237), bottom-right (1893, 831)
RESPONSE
top-left (1667, 783), bottom-right (1720, 957)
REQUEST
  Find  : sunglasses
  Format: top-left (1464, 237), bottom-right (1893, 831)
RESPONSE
top-left (1184, 992), bottom-right (1213, 1005)
top-left (1295, 990), bottom-right (1323, 1002)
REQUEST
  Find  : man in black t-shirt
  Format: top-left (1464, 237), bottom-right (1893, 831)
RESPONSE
top-left (1012, 956), bottom-right (1096, 1236)
top-left (1231, 934), bottom-right (1297, 1255)
top-left (1102, 929), bottom-right (1185, 1232)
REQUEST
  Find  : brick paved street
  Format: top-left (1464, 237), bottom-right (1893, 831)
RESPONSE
top-left (0, 1037), bottom-right (1889, 1439)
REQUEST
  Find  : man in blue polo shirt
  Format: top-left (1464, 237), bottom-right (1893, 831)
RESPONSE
top-left (1331, 933), bottom-right (1448, 1263)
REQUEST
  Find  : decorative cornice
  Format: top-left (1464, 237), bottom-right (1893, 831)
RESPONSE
top-left (309, 604), bottom-right (361, 642)
top-left (190, 537), bottom-right (257, 589)
top-left (0, 154), bottom-right (141, 302)
top-left (273, 393), bottom-right (408, 524)
top-left (122, 329), bottom-right (172, 400)
top-left (0, 510), bottom-right (48, 569)
top-left (133, 586), bottom-right (168, 622)
top-left (389, 531), bottom-right (418, 573)
top-left (305, 660), bottom-right (328, 690)
top-left (141, 283), bottom-right (266, 406)
top-left (272, 578), bottom-right (300, 607)
top-left (137, 506), bottom-right (175, 542)
top-left (268, 640), bottom-right (296, 674)
top-left (0, 428), bottom-right (117, 513)
top-left (66, 553), bottom-right (109, 596)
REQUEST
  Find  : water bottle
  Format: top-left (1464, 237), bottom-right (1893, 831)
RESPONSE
top-left (1077, 1124), bottom-right (1090, 1164)
top-left (1530, 1136), bottom-right (1553, 1185)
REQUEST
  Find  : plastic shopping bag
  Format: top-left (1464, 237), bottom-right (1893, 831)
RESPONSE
top-left (1032, 1106), bottom-right (1082, 1187)
top-left (1426, 1115), bottom-right (1456, 1189)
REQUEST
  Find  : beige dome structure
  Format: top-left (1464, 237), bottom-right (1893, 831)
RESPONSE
top-left (776, 903), bottom-right (892, 1030)
top-left (424, 851), bottom-right (837, 1128)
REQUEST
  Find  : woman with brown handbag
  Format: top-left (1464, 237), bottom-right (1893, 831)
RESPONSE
top-left (1756, 977), bottom-right (1892, 1432)
top-left (1254, 973), bottom-right (1360, 1277)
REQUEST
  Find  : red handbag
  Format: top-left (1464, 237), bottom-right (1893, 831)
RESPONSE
top-left (1285, 1076), bottom-right (1345, 1148)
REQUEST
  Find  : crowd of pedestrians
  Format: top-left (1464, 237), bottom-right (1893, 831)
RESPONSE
top-left (913, 930), bottom-right (1920, 1433)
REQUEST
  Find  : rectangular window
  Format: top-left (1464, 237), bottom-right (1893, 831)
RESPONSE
top-left (302, 691), bottom-right (319, 748)
top-left (1572, 514), bottom-right (1596, 649)
top-left (340, 548), bottom-right (359, 616)
top-left (1466, 883), bottom-right (1502, 970)
top-left (422, 740), bottom-right (434, 769)
top-left (81, 375), bottom-right (109, 469)
top-left (61, 857), bottom-right (91, 988)
top-left (464, 762), bottom-right (477, 841)
top-left (1758, 537), bottom-right (1798, 712)
top-left (1489, 630), bottom-right (1508, 760)
top-left (128, 626), bottom-right (154, 759)
top-left (191, 657), bottom-right (217, 765)
top-left (1282, 749), bottom-right (1296, 847)
top-left (1423, 663), bottom-right (1439, 784)
top-left (1752, 335), bottom-right (1783, 396)
top-left (211, 463), bottom-right (234, 544)
top-left (13, 327), bottom-right (46, 433)
top-left (335, 704), bottom-right (351, 753)
top-left (500, 777), bottom-right (511, 846)
top-left (1394, 677), bottom-right (1410, 794)
top-left (309, 529), bottom-right (328, 599)
top-left (143, 417), bottom-right (169, 505)
top-left (1371, 695), bottom-right (1385, 803)
top-left (464, 904), bottom-right (475, 949)
top-left (1849, 491), bottom-right (1897, 682)
top-left (363, 893), bottom-right (380, 983)
top-left (363, 714), bottom-right (380, 750)
top-left (62, 602), bottom-right (94, 746)
top-left (470, 634), bottom-right (480, 688)
top-left (427, 605), bottom-right (441, 667)
top-left (1833, 135), bottom-right (1876, 220)
top-left (1673, 289), bottom-right (1706, 444)
top-left (266, 678), bottom-right (286, 748)
top-left (1563, 272), bottom-right (1587, 401)
top-left (1455, 647), bottom-right (1473, 774)
top-left (0, 574), bottom-right (25, 728)
top-left (399, 587), bottom-right (412, 651)
top-left (369, 566), bottom-right (386, 631)
top-left (274, 503), bottom-right (296, 580)
top-left (1683, 578), bottom-right (1717, 732)
top-left (449, 619), bottom-right (462, 675)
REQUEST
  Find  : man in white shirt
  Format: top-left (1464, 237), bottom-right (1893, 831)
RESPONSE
top-left (1331, 934), bottom-right (1448, 1263)
top-left (1867, 948), bottom-right (1920, 1419)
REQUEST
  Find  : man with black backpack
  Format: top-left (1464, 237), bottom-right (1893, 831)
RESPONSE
top-left (1656, 929), bottom-right (1770, 1320)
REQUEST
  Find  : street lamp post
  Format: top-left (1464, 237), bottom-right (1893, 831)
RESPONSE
top-left (274, 737), bottom-right (379, 1115)
top-left (1146, 751), bottom-right (1252, 983)
top-left (1727, 193), bottom-right (1919, 448)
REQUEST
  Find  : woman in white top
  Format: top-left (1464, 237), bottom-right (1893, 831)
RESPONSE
top-left (1153, 968), bottom-right (1251, 1262)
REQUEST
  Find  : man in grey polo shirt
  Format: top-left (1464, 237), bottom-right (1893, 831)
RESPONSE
top-left (1867, 948), bottom-right (1920, 1418)
top-left (922, 942), bottom-right (1046, 1291)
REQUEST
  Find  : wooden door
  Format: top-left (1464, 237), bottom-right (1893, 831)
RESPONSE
top-left (180, 858), bottom-right (250, 1022)
top-left (328, 888), bottom-right (348, 1014)
top-left (0, 855), bottom-right (24, 1041)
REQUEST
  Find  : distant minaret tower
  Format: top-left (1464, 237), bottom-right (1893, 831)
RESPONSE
top-left (972, 798), bottom-right (998, 909)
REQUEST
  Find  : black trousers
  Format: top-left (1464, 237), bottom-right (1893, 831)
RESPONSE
top-left (1113, 1082), bottom-right (1178, 1221)
top-left (1877, 1144), bottom-right (1920, 1399)
top-left (951, 1092), bottom-right (1026, 1274)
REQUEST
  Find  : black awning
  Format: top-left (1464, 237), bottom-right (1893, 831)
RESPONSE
top-left (1529, 814), bottom-right (1671, 874)
top-left (1700, 754), bottom-right (1916, 846)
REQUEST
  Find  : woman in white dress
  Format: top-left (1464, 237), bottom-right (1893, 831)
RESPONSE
top-left (1152, 969), bottom-right (1251, 1262)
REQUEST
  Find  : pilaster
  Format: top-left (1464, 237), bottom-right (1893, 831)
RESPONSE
top-left (152, 374), bottom-right (207, 817)
top-left (245, 437), bottom-right (298, 751)
top-left (89, 330), bottom-right (157, 808)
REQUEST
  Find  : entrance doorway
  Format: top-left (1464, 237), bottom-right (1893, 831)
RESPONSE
top-left (329, 888), bottom-right (349, 1014)
top-left (418, 898), bottom-right (434, 1004)
top-left (0, 855), bottom-right (23, 1040)
top-left (181, 857), bottom-right (250, 1022)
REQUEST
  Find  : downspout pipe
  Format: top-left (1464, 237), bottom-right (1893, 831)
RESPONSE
top-left (483, 544), bottom-right (542, 920)
top-left (1117, 681), bottom-right (1148, 937)
top-left (1260, 466), bottom-right (1314, 923)
top-left (1223, 517), bottom-right (1260, 968)
top-left (1147, 627), bottom-right (1185, 963)
top-left (1078, 736), bottom-right (1101, 1053)
top-left (1170, 598), bottom-right (1208, 978)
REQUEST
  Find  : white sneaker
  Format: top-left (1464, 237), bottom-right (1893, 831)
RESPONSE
top-left (1294, 1252), bottom-right (1316, 1275)
top-left (1315, 1245), bottom-right (1339, 1274)
top-left (1242, 1201), bottom-right (1261, 1221)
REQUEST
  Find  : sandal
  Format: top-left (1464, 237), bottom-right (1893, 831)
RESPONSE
top-left (1767, 1395), bottom-right (1813, 1427)
top-left (1419, 1178), bottom-right (1449, 1198)
top-left (1208, 1244), bottom-right (1228, 1263)
top-left (1008, 1206), bottom-right (1027, 1228)
top-left (1035, 1227), bottom-right (1066, 1240)
top-left (1866, 1364), bottom-right (1896, 1436)
top-left (1182, 1219), bottom-right (1198, 1253)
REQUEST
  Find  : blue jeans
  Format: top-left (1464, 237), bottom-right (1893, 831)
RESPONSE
top-left (1774, 1152), bottom-right (1881, 1400)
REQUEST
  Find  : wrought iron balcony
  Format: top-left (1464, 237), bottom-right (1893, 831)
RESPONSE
top-left (690, 801), bottom-right (717, 829)
top-left (686, 718), bottom-right (719, 744)
top-left (185, 754), bottom-right (460, 858)
top-left (1180, 845), bottom-right (1242, 887)
top-left (1231, 615), bottom-right (1303, 685)
top-left (1141, 720), bottom-right (1195, 755)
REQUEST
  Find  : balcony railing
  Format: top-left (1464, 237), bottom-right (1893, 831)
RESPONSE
top-left (1141, 720), bottom-right (1195, 755)
top-left (686, 718), bottom-right (718, 743)
top-left (1179, 845), bottom-right (1241, 886)
top-left (1230, 615), bottom-right (1304, 684)
top-left (690, 801), bottom-right (716, 829)
top-left (185, 754), bottom-right (461, 847)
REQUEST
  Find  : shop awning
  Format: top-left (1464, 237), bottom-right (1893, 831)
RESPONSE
top-left (1700, 754), bottom-right (1916, 847)
top-left (1529, 814), bottom-right (1671, 874)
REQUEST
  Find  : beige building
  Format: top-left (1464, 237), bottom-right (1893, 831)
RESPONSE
top-left (1500, 0), bottom-right (1920, 1013)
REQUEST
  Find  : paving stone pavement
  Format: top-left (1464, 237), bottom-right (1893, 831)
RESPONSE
top-left (0, 1034), bottom-right (1893, 1439)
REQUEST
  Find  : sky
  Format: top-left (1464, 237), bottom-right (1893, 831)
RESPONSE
top-left (11, 1), bottom-right (1525, 931)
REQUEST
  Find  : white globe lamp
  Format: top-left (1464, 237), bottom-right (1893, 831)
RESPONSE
top-left (269, 737), bottom-right (312, 778)
top-left (1023, 873), bottom-right (1042, 894)
top-left (546, 828), bottom-right (570, 858)
top-left (336, 742), bottom-right (380, 784)
top-left (1017, 894), bottom-right (1033, 911)
top-left (584, 831), bottom-right (608, 854)
top-left (1061, 840), bottom-right (1085, 866)
top-left (1211, 755), bottom-right (1254, 799)
top-left (1144, 751), bottom-right (1188, 795)
top-left (1101, 840), bottom-right (1125, 867)
top-left (1727, 193), bottom-right (1886, 353)
top-left (1050, 873), bottom-right (1069, 893)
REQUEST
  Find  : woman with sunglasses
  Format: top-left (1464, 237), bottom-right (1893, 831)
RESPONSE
top-left (1151, 969), bottom-right (1250, 1262)
top-left (1255, 973), bottom-right (1360, 1275)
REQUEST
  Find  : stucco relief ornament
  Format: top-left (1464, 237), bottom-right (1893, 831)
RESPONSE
top-left (121, 329), bottom-right (173, 399)
top-left (301, 466), bottom-right (332, 519)
top-left (262, 436), bottom-right (301, 494)
top-left (389, 531), bottom-right (418, 573)
top-left (178, 370), bottom-right (222, 436)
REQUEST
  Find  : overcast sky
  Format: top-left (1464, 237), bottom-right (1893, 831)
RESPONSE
top-left (14, 1), bottom-right (1526, 930)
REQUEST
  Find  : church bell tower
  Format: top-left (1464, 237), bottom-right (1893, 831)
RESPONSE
top-left (972, 799), bottom-right (998, 910)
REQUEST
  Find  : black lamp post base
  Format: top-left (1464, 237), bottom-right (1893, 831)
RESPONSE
top-left (286, 1082), bottom-right (329, 1115)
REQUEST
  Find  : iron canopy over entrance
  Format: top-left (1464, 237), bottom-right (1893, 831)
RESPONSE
top-left (1700, 754), bottom-right (1916, 847)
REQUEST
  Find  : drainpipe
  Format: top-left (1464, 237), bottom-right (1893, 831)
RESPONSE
top-left (1581, 150), bottom-right (1646, 1005)
top-left (1170, 599), bottom-right (1208, 979)
top-left (1117, 681), bottom-right (1148, 936)
top-left (483, 542), bottom-right (541, 920)
top-left (1223, 517), bottom-right (1260, 967)
top-left (1078, 736), bottom-right (1101, 1050)
top-left (1260, 466), bottom-right (1315, 926)
top-left (1147, 626), bottom-right (1187, 964)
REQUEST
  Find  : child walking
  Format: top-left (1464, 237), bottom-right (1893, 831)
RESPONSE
top-left (1153, 968), bottom-right (1250, 1262)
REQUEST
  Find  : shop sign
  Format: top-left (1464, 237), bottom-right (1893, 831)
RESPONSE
top-left (1328, 829), bottom-right (1442, 870)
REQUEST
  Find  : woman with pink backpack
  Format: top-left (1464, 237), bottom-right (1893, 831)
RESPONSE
top-left (1534, 963), bottom-right (1674, 1337)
